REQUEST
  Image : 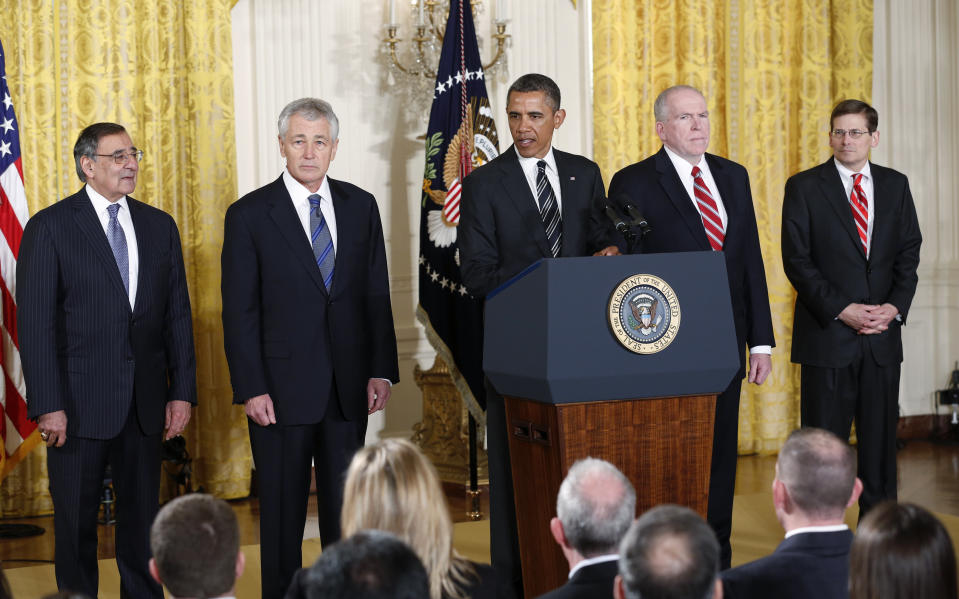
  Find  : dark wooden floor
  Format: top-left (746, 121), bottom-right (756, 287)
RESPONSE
top-left (1, 438), bottom-right (957, 568)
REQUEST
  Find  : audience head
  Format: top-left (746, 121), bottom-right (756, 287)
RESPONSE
top-left (849, 501), bottom-right (957, 599)
top-left (149, 493), bottom-right (243, 599)
top-left (616, 504), bottom-right (720, 599)
top-left (299, 529), bottom-right (429, 599)
top-left (552, 457), bottom-right (636, 560)
top-left (774, 427), bottom-right (861, 524)
top-left (341, 438), bottom-right (475, 599)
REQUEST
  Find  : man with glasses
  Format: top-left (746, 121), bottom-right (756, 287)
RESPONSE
top-left (18, 122), bottom-right (197, 597)
top-left (782, 99), bottom-right (921, 517)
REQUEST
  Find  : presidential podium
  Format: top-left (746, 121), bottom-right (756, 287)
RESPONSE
top-left (484, 252), bottom-right (740, 598)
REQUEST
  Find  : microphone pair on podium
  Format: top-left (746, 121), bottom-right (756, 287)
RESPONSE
top-left (604, 198), bottom-right (652, 244)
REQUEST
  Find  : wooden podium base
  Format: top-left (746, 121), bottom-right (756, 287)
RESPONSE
top-left (504, 394), bottom-right (716, 598)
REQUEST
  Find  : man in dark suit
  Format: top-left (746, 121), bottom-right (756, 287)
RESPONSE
top-left (721, 428), bottom-right (861, 599)
top-left (608, 85), bottom-right (775, 568)
top-left (782, 100), bottom-right (921, 517)
top-left (18, 122), bottom-right (197, 598)
top-left (459, 73), bottom-right (620, 598)
top-left (536, 458), bottom-right (635, 599)
top-left (221, 97), bottom-right (399, 599)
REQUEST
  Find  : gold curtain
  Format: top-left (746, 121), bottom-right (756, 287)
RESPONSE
top-left (2, 0), bottom-right (249, 516)
top-left (593, 0), bottom-right (872, 454)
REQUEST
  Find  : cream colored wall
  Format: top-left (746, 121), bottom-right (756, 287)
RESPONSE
top-left (873, 0), bottom-right (959, 417)
top-left (230, 0), bottom-right (594, 440)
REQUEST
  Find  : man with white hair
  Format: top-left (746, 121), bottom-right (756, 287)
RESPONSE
top-left (536, 458), bottom-right (636, 599)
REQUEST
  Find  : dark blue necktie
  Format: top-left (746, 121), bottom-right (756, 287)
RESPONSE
top-left (308, 194), bottom-right (335, 290)
top-left (536, 160), bottom-right (562, 257)
top-left (106, 203), bottom-right (129, 294)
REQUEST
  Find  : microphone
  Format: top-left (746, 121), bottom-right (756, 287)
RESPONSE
top-left (604, 203), bottom-right (630, 235)
top-left (624, 203), bottom-right (652, 236)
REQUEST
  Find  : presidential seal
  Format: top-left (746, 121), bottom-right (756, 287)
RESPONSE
top-left (607, 274), bottom-right (681, 354)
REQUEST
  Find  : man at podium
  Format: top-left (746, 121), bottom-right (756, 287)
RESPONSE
top-left (459, 73), bottom-right (620, 598)
top-left (608, 85), bottom-right (775, 569)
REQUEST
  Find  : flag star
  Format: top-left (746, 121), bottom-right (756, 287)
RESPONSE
top-left (459, 285), bottom-right (468, 296)
top-left (2, 93), bottom-right (11, 110)
top-left (445, 75), bottom-right (453, 88)
top-left (440, 277), bottom-right (449, 288)
top-left (0, 118), bottom-right (13, 134)
top-left (430, 270), bottom-right (439, 282)
top-left (0, 140), bottom-right (10, 157)
top-left (475, 69), bottom-right (485, 80)
top-left (419, 255), bottom-right (426, 265)
top-left (436, 81), bottom-right (446, 94)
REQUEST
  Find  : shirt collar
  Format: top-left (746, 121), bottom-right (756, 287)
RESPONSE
top-left (85, 184), bottom-right (130, 214)
top-left (663, 144), bottom-right (707, 175)
top-left (785, 524), bottom-right (849, 538)
top-left (283, 169), bottom-right (332, 207)
top-left (515, 145), bottom-right (558, 174)
top-left (567, 553), bottom-right (619, 580)
top-left (834, 158), bottom-right (872, 181)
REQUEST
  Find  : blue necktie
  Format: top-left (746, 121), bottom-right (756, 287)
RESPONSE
top-left (106, 203), bottom-right (129, 294)
top-left (536, 160), bottom-right (562, 257)
top-left (308, 194), bottom-right (335, 291)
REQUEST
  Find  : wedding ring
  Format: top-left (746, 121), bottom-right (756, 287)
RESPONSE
top-left (40, 431), bottom-right (49, 441)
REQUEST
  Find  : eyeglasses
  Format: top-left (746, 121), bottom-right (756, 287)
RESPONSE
top-left (94, 150), bottom-right (144, 165)
top-left (830, 129), bottom-right (872, 139)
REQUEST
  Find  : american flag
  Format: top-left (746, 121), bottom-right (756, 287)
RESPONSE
top-left (0, 38), bottom-right (36, 480)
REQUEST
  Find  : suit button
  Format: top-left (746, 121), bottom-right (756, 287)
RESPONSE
top-left (126, 357), bottom-right (134, 362)
top-left (867, 268), bottom-right (872, 274)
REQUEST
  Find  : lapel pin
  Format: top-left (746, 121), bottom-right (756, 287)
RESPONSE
top-left (569, 176), bottom-right (576, 181)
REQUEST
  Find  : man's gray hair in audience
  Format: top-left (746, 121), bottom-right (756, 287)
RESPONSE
top-left (557, 457), bottom-right (636, 557)
top-left (777, 427), bottom-right (856, 520)
top-left (619, 504), bottom-right (719, 599)
top-left (150, 493), bottom-right (240, 599)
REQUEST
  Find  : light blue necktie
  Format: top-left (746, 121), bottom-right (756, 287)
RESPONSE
top-left (107, 203), bottom-right (129, 294)
top-left (308, 194), bottom-right (335, 291)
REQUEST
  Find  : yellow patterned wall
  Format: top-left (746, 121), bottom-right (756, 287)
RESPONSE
top-left (593, 0), bottom-right (873, 453)
top-left (2, 0), bottom-right (249, 515)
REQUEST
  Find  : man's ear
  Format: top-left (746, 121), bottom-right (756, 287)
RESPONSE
top-left (236, 548), bottom-right (246, 579)
top-left (549, 516), bottom-right (568, 549)
top-left (847, 477), bottom-right (864, 508)
top-left (713, 577), bottom-right (724, 599)
top-left (614, 574), bottom-right (625, 599)
top-left (148, 558), bottom-right (163, 586)
top-left (772, 478), bottom-right (789, 512)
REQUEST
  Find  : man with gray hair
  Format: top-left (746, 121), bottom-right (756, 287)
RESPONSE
top-left (615, 504), bottom-right (722, 599)
top-left (221, 98), bottom-right (399, 599)
top-left (536, 458), bottom-right (636, 599)
top-left (149, 494), bottom-right (244, 599)
top-left (721, 427), bottom-right (862, 599)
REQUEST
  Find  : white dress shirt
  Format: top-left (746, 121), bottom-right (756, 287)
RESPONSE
top-left (86, 186), bottom-right (139, 309)
top-left (567, 553), bottom-right (619, 580)
top-left (785, 523), bottom-right (849, 539)
top-left (284, 169), bottom-right (338, 252)
top-left (834, 159), bottom-right (875, 258)
top-left (516, 146), bottom-right (563, 213)
top-left (663, 146), bottom-right (770, 356)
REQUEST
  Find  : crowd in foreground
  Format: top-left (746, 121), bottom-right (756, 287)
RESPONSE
top-left (4, 426), bottom-right (953, 599)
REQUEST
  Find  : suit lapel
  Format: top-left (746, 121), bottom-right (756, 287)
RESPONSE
top-left (868, 162), bottom-right (890, 258)
top-left (70, 190), bottom-right (130, 305)
top-left (128, 198), bottom-right (150, 315)
top-left (655, 148), bottom-right (711, 250)
top-left (555, 149), bottom-right (583, 256)
top-left (267, 177), bottom-right (329, 295)
top-left (816, 159), bottom-right (866, 259)
top-left (499, 146), bottom-right (551, 257)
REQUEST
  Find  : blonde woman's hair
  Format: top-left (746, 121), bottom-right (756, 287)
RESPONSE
top-left (341, 439), bottom-right (477, 599)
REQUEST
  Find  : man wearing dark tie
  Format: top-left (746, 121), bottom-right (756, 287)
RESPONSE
top-left (459, 73), bottom-right (620, 598)
top-left (18, 122), bottom-right (197, 598)
top-left (221, 98), bottom-right (399, 599)
top-left (608, 85), bottom-right (775, 568)
top-left (781, 100), bottom-right (921, 517)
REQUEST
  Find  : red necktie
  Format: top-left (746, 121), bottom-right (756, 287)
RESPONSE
top-left (691, 166), bottom-right (724, 251)
top-left (850, 173), bottom-right (869, 256)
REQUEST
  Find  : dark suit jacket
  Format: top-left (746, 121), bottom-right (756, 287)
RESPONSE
top-left (221, 175), bottom-right (399, 424)
top-left (608, 147), bottom-right (775, 374)
top-left (782, 159), bottom-right (921, 367)
top-left (459, 146), bottom-right (617, 297)
top-left (18, 188), bottom-right (197, 438)
top-left (534, 560), bottom-right (619, 599)
top-left (721, 529), bottom-right (853, 599)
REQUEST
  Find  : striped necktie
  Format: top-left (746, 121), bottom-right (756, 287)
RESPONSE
top-left (536, 160), bottom-right (562, 257)
top-left (106, 203), bottom-right (129, 293)
top-left (850, 173), bottom-right (869, 256)
top-left (308, 194), bottom-right (335, 290)
top-left (691, 166), bottom-right (725, 251)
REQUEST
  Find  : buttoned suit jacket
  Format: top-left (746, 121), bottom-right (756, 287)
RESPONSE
top-left (459, 145), bottom-right (617, 298)
top-left (18, 188), bottom-right (197, 437)
top-left (608, 146), bottom-right (775, 375)
top-left (534, 560), bottom-right (619, 599)
top-left (721, 529), bottom-right (854, 599)
top-left (782, 159), bottom-right (921, 368)
top-left (221, 175), bottom-right (399, 424)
